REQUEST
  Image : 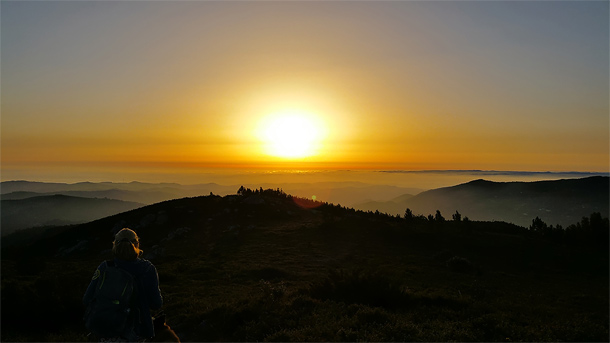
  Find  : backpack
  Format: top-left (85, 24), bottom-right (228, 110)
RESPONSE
top-left (84, 260), bottom-right (139, 339)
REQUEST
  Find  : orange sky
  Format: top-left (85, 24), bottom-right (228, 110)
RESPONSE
top-left (2, 1), bottom-right (608, 183)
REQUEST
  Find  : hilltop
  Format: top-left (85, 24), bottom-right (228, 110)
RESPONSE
top-left (360, 176), bottom-right (609, 227)
top-left (1, 188), bottom-right (608, 342)
top-left (4, 177), bottom-right (606, 233)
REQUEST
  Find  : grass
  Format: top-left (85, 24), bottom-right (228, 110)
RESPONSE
top-left (1, 192), bottom-right (608, 341)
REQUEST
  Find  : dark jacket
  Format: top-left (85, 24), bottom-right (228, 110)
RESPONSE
top-left (83, 258), bottom-right (163, 339)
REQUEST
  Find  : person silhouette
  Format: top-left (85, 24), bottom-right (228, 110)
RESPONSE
top-left (83, 228), bottom-right (163, 342)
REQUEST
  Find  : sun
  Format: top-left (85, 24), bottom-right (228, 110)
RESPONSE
top-left (257, 110), bottom-right (326, 159)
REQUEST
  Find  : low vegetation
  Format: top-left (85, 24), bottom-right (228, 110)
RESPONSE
top-left (2, 188), bottom-right (608, 341)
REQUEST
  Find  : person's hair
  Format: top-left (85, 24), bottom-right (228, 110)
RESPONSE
top-left (112, 228), bottom-right (143, 261)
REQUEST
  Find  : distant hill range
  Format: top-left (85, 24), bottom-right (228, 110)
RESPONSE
top-left (0, 181), bottom-right (236, 204)
top-left (356, 176), bottom-right (609, 227)
top-left (0, 180), bottom-right (421, 207)
top-left (0, 180), bottom-right (421, 236)
top-left (1, 195), bottom-right (143, 236)
top-left (2, 177), bottom-right (607, 231)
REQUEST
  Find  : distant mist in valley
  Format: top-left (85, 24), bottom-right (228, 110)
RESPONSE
top-left (3, 169), bottom-right (606, 191)
top-left (2, 174), bottom-right (607, 234)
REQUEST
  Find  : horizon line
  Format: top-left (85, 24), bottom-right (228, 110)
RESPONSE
top-left (378, 170), bottom-right (610, 176)
top-left (1, 169), bottom-right (608, 186)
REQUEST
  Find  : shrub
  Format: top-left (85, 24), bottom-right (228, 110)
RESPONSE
top-left (309, 269), bottom-right (410, 309)
top-left (446, 256), bottom-right (474, 273)
top-left (259, 279), bottom-right (286, 302)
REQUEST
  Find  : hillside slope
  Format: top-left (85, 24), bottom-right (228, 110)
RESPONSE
top-left (1, 195), bottom-right (144, 235)
top-left (378, 176), bottom-right (608, 227)
top-left (1, 180), bottom-right (423, 209)
top-left (354, 193), bottom-right (415, 214)
top-left (2, 189), bottom-right (607, 342)
top-left (1, 189), bottom-right (186, 205)
top-left (0, 181), bottom-right (237, 204)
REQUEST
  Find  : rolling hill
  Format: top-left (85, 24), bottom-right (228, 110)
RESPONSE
top-left (363, 176), bottom-right (609, 227)
top-left (1, 180), bottom-right (423, 210)
top-left (1, 195), bottom-right (144, 236)
top-left (3, 177), bottom-right (606, 235)
top-left (1, 189), bottom-right (188, 205)
top-left (0, 181), bottom-right (237, 204)
top-left (1, 188), bottom-right (607, 342)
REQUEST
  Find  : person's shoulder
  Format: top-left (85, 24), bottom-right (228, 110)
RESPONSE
top-left (88, 260), bottom-right (109, 282)
top-left (97, 260), bottom-right (110, 270)
top-left (135, 258), bottom-right (157, 272)
top-left (136, 257), bottom-right (154, 266)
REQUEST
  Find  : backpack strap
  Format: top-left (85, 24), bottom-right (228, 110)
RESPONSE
top-left (110, 259), bottom-right (141, 337)
top-left (96, 261), bottom-right (114, 291)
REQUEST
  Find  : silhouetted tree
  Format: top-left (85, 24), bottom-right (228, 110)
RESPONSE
top-left (529, 216), bottom-right (548, 233)
top-left (544, 224), bottom-right (564, 242)
top-left (452, 210), bottom-right (462, 222)
top-left (565, 212), bottom-right (609, 250)
top-left (589, 212), bottom-right (606, 231)
top-left (435, 210), bottom-right (445, 222)
top-left (404, 208), bottom-right (414, 221)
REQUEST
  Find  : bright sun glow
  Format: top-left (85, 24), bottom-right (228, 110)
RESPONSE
top-left (257, 110), bottom-right (326, 159)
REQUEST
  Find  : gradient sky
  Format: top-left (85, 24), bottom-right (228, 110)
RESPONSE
top-left (2, 1), bottom-right (608, 182)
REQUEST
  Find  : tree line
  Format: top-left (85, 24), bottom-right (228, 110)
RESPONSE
top-left (529, 212), bottom-right (609, 250)
top-left (403, 208), bottom-right (470, 224)
top-left (404, 206), bottom-right (608, 251)
top-left (234, 187), bottom-right (608, 251)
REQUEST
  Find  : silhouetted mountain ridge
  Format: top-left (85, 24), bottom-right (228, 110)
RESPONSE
top-left (1, 194), bottom-right (144, 236)
top-left (398, 176), bottom-right (608, 227)
top-left (1, 180), bottom-right (423, 210)
top-left (1, 189), bottom-right (185, 204)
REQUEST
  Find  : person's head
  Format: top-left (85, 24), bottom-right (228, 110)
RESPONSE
top-left (112, 228), bottom-right (143, 261)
